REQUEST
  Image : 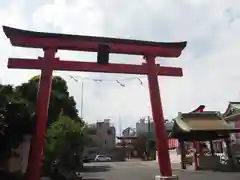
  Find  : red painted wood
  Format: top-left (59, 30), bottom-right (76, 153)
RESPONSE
top-left (26, 49), bottom-right (56, 180)
top-left (10, 37), bottom-right (183, 57)
top-left (8, 58), bottom-right (183, 76)
top-left (4, 26), bottom-right (187, 179)
top-left (146, 56), bottom-right (172, 176)
top-left (3, 25), bottom-right (186, 57)
top-left (236, 120), bottom-right (240, 128)
top-left (168, 138), bottom-right (178, 149)
top-left (190, 105), bottom-right (205, 113)
top-left (193, 143), bottom-right (199, 170)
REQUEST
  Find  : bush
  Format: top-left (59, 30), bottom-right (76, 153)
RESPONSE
top-left (43, 116), bottom-right (88, 175)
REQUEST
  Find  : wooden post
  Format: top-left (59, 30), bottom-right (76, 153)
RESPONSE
top-left (198, 142), bottom-right (203, 155)
top-left (179, 139), bottom-right (186, 169)
top-left (209, 141), bottom-right (214, 156)
top-left (225, 138), bottom-right (234, 167)
top-left (193, 142), bottom-right (199, 170)
top-left (220, 141), bottom-right (224, 153)
top-left (146, 55), bottom-right (172, 176)
top-left (26, 49), bottom-right (56, 180)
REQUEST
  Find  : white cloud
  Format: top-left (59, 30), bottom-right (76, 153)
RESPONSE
top-left (0, 0), bottom-right (45, 85)
top-left (1, 0), bottom-right (240, 132)
top-left (32, 0), bottom-right (104, 35)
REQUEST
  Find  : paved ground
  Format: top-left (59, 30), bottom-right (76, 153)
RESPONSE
top-left (81, 160), bottom-right (240, 180)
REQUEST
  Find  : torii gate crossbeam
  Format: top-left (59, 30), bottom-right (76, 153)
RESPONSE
top-left (3, 26), bottom-right (187, 180)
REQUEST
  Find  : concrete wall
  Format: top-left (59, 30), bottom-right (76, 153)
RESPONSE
top-left (94, 120), bottom-right (116, 149)
top-left (198, 155), bottom-right (240, 171)
top-left (198, 155), bottom-right (221, 170)
top-left (7, 135), bottom-right (31, 174)
top-left (86, 120), bottom-right (116, 156)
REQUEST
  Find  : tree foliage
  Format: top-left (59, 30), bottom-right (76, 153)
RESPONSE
top-left (0, 84), bottom-right (35, 164)
top-left (0, 75), bottom-right (85, 172)
top-left (43, 116), bottom-right (88, 174)
top-left (16, 75), bottom-right (83, 126)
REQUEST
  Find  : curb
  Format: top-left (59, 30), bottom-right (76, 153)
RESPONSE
top-left (172, 168), bottom-right (202, 173)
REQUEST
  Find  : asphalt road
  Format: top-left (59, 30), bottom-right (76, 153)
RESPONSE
top-left (81, 160), bottom-right (240, 180)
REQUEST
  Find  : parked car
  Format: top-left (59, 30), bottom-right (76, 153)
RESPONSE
top-left (94, 155), bottom-right (111, 161)
top-left (219, 154), bottom-right (228, 164)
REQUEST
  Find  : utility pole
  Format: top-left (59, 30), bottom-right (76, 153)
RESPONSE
top-left (69, 76), bottom-right (84, 119)
top-left (80, 82), bottom-right (84, 119)
top-left (119, 116), bottom-right (122, 136)
top-left (146, 116), bottom-right (151, 159)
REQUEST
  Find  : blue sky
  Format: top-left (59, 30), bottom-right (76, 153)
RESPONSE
top-left (1, 0), bottom-right (240, 133)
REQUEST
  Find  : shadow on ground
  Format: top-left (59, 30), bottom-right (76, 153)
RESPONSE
top-left (87, 159), bottom-right (126, 163)
top-left (82, 165), bottom-right (111, 173)
top-left (83, 179), bottom-right (105, 180)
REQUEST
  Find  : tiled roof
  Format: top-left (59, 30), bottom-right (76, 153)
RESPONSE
top-left (175, 111), bottom-right (233, 132)
top-left (170, 111), bottom-right (240, 141)
top-left (223, 102), bottom-right (240, 119)
top-left (230, 102), bottom-right (240, 110)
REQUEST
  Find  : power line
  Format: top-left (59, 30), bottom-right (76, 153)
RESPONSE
top-left (69, 74), bottom-right (144, 82)
top-left (67, 74), bottom-right (145, 87)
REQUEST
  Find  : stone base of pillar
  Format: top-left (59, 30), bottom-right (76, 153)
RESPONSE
top-left (155, 175), bottom-right (178, 180)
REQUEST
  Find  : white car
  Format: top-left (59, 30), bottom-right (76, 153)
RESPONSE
top-left (94, 155), bottom-right (111, 161)
top-left (219, 154), bottom-right (228, 164)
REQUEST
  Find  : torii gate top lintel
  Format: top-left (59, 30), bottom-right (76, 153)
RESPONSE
top-left (3, 26), bottom-right (187, 77)
top-left (3, 26), bottom-right (187, 57)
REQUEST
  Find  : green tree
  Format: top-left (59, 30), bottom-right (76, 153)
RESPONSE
top-left (0, 76), bottom-right (86, 180)
top-left (43, 116), bottom-right (88, 174)
top-left (0, 84), bottom-right (35, 166)
top-left (16, 75), bottom-right (83, 126)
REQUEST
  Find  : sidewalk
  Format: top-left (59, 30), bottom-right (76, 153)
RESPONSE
top-left (156, 150), bottom-right (181, 164)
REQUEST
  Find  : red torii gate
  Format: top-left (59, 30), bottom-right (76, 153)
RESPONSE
top-left (3, 26), bottom-right (187, 180)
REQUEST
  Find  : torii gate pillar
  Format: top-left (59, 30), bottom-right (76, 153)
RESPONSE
top-left (26, 49), bottom-right (56, 179)
top-left (146, 56), bottom-right (172, 176)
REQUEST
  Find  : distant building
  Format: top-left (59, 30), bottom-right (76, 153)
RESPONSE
top-left (121, 127), bottom-right (136, 144)
top-left (85, 119), bottom-right (116, 157)
top-left (223, 102), bottom-right (240, 144)
top-left (136, 117), bottom-right (177, 150)
top-left (84, 119), bottom-right (133, 161)
top-left (136, 117), bottom-right (173, 136)
top-left (122, 127), bottom-right (136, 137)
top-left (136, 118), bottom-right (148, 135)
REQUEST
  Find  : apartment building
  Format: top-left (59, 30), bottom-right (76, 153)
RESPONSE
top-left (86, 119), bottom-right (116, 154)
